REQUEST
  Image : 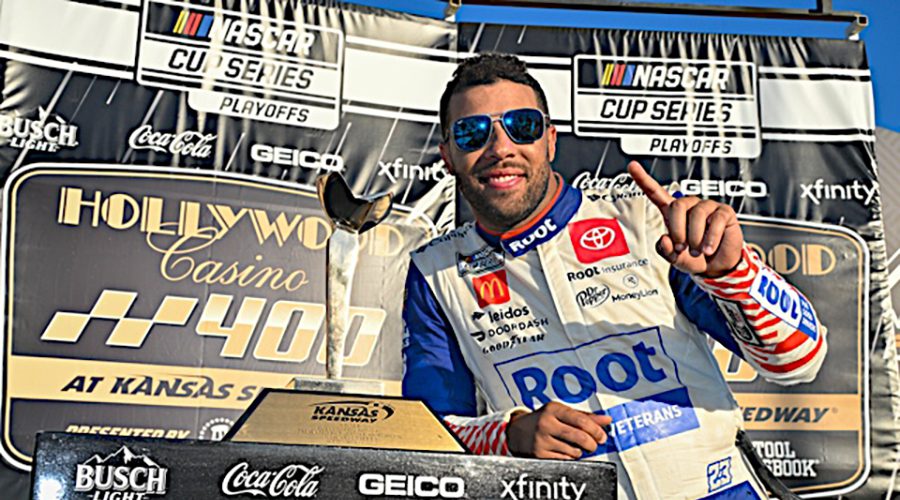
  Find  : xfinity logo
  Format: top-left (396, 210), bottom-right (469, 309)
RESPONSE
top-left (680, 179), bottom-right (767, 198)
top-left (500, 474), bottom-right (586, 500)
top-left (800, 178), bottom-right (876, 206)
top-left (377, 157), bottom-right (446, 183)
top-left (358, 473), bottom-right (465, 498)
top-left (250, 144), bottom-right (344, 172)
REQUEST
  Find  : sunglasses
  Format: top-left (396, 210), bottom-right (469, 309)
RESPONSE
top-left (449, 108), bottom-right (549, 152)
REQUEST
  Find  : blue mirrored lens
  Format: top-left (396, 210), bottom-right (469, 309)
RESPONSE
top-left (453, 115), bottom-right (492, 152)
top-left (502, 108), bottom-right (544, 144)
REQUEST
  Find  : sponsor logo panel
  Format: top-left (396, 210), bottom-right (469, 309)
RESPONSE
top-left (138, 0), bottom-right (344, 128)
top-left (495, 327), bottom-right (699, 454)
top-left (573, 56), bottom-right (759, 158)
top-left (457, 246), bottom-right (504, 277)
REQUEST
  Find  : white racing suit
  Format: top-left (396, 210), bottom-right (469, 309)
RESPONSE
top-left (402, 179), bottom-right (826, 499)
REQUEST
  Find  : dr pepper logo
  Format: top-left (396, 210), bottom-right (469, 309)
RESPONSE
top-left (472, 270), bottom-right (510, 308)
top-left (569, 218), bottom-right (630, 264)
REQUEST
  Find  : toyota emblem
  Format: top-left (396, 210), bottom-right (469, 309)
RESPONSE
top-left (580, 226), bottom-right (616, 250)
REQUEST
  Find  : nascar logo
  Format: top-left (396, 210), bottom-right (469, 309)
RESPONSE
top-left (172, 10), bottom-right (214, 38)
top-left (599, 63), bottom-right (730, 91)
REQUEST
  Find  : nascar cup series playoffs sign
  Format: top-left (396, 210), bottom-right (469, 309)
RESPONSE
top-left (573, 56), bottom-right (759, 158)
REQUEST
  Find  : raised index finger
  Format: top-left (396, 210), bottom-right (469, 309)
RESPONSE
top-left (627, 160), bottom-right (673, 211)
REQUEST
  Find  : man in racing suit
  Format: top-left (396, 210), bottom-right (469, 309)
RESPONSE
top-left (402, 53), bottom-right (826, 499)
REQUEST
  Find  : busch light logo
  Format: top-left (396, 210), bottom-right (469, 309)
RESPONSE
top-left (75, 446), bottom-right (168, 498)
top-left (494, 327), bottom-right (699, 454)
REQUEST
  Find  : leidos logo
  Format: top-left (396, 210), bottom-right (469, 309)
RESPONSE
top-left (75, 446), bottom-right (168, 498)
top-left (310, 400), bottom-right (394, 424)
top-left (568, 219), bottom-right (630, 264)
top-left (472, 271), bottom-right (510, 308)
top-left (599, 62), bottom-right (730, 92)
top-left (0, 107), bottom-right (79, 152)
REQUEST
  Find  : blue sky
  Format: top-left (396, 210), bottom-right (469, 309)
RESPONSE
top-left (350, 0), bottom-right (898, 132)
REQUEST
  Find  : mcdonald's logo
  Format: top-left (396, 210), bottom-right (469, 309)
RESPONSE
top-left (472, 271), bottom-right (510, 308)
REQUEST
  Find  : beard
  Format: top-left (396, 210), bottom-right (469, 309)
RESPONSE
top-left (457, 160), bottom-right (552, 231)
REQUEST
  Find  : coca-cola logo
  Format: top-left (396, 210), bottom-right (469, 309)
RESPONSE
top-left (221, 461), bottom-right (324, 498)
top-left (572, 172), bottom-right (642, 200)
top-left (128, 124), bottom-right (216, 158)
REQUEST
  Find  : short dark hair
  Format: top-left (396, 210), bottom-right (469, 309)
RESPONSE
top-left (439, 53), bottom-right (549, 140)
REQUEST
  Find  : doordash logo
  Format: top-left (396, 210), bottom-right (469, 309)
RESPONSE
top-left (472, 271), bottom-right (510, 308)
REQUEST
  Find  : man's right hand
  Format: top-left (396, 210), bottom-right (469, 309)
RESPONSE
top-left (506, 401), bottom-right (613, 459)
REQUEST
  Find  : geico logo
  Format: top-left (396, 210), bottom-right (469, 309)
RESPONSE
top-left (209, 18), bottom-right (316, 56)
top-left (746, 242), bottom-right (836, 276)
top-left (571, 172), bottom-right (639, 194)
top-left (511, 342), bottom-right (666, 408)
top-left (630, 65), bottom-right (729, 91)
top-left (486, 306), bottom-right (530, 323)
top-left (680, 179), bottom-right (767, 198)
top-left (250, 144), bottom-right (343, 172)
top-left (508, 219), bottom-right (558, 253)
top-left (358, 473), bottom-right (465, 498)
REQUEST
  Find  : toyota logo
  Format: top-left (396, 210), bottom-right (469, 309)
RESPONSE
top-left (580, 227), bottom-right (616, 250)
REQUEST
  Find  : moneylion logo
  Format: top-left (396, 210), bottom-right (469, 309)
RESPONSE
top-left (128, 124), bottom-right (216, 158)
top-left (75, 446), bottom-right (168, 498)
top-left (310, 400), bottom-right (394, 424)
top-left (221, 462), bottom-right (323, 498)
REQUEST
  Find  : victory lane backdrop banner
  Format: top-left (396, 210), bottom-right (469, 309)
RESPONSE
top-left (456, 23), bottom-right (895, 498)
top-left (0, 0), bottom-right (896, 498)
top-left (0, 0), bottom-right (460, 497)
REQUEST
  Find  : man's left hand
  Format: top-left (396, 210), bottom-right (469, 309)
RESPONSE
top-left (627, 161), bottom-right (743, 278)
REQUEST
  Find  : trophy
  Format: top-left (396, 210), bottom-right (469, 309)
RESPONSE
top-left (227, 172), bottom-right (466, 452)
top-left (294, 172), bottom-right (392, 395)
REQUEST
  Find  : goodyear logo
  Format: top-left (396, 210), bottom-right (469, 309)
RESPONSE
top-left (494, 327), bottom-right (699, 454)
